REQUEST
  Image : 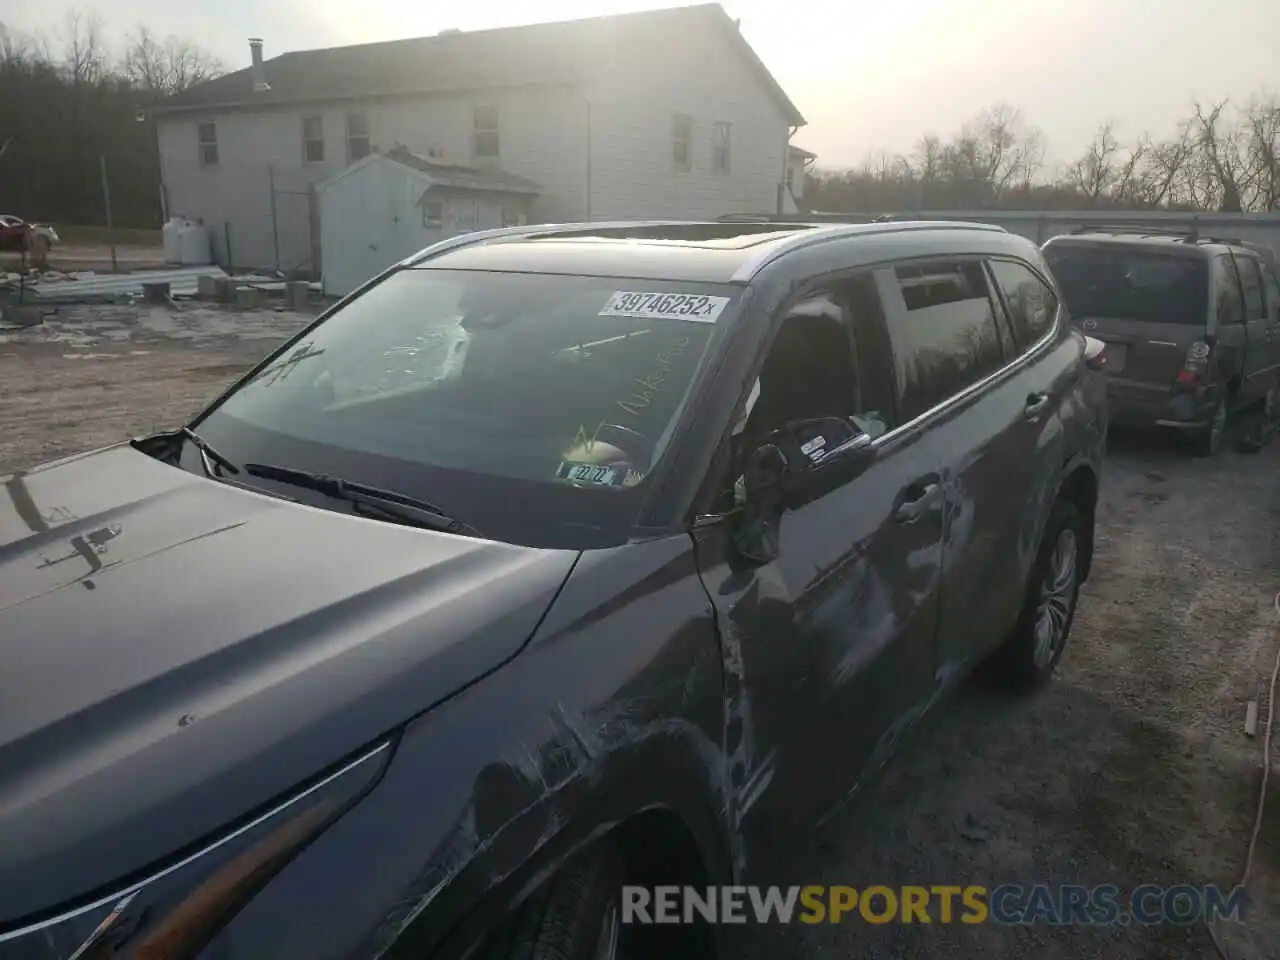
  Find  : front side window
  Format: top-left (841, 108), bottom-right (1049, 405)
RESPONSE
top-left (673, 114), bottom-right (693, 172)
top-left (197, 271), bottom-right (733, 547)
top-left (197, 121), bottom-right (218, 166)
top-left (1234, 254), bottom-right (1265, 321)
top-left (1044, 244), bottom-right (1208, 325)
top-left (988, 259), bottom-right (1058, 349)
top-left (473, 105), bottom-right (499, 159)
top-left (303, 115), bottom-right (325, 163)
top-left (885, 260), bottom-right (1007, 422)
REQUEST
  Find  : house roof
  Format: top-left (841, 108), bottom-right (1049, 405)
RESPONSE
top-left (158, 4), bottom-right (804, 126)
top-left (319, 148), bottom-right (541, 195)
top-left (788, 145), bottom-right (817, 161)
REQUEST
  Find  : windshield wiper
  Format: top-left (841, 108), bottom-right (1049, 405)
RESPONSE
top-left (242, 463), bottom-right (480, 536)
top-left (181, 427), bottom-right (241, 476)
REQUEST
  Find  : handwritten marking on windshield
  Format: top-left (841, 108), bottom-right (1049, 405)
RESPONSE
top-left (616, 336), bottom-right (691, 417)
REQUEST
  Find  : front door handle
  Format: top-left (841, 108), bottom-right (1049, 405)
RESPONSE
top-left (1024, 392), bottom-right (1052, 421)
top-left (895, 480), bottom-right (941, 523)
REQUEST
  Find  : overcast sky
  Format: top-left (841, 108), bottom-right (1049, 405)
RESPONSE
top-left (3, 0), bottom-right (1278, 169)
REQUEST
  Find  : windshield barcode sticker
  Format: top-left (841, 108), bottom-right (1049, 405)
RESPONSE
top-left (599, 291), bottom-right (730, 323)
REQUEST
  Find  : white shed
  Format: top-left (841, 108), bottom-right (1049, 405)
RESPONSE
top-left (317, 147), bottom-right (539, 297)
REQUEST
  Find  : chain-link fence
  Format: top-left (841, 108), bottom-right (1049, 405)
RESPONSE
top-left (160, 159), bottom-right (322, 278)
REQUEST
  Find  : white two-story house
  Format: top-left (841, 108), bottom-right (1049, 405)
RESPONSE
top-left (155, 3), bottom-right (806, 274)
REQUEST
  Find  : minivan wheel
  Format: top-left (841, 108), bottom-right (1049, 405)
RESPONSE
top-left (1191, 398), bottom-right (1227, 457)
top-left (484, 842), bottom-right (629, 960)
top-left (989, 499), bottom-right (1084, 690)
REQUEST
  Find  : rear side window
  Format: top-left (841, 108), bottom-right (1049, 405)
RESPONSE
top-left (1234, 255), bottom-right (1266, 321)
top-left (1215, 256), bottom-right (1244, 325)
top-left (988, 259), bottom-right (1058, 350)
top-left (1043, 245), bottom-right (1208, 325)
top-left (885, 260), bottom-right (1006, 421)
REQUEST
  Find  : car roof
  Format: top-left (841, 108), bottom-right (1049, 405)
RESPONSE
top-left (409, 219), bottom-right (1020, 284)
top-left (1044, 231), bottom-right (1259, 261)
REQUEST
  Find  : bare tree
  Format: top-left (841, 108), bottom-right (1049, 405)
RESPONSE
top-left (1242, 94), bottom-right (1280, 211)
top-left (57, 9), bottom-right (105, 86)
top-left (124, 26), bottom-right (225, 97)
top-left (1191, 101), bottom-right (1249, 212)
top-left (1066, 122), bottom-right (1122, 203)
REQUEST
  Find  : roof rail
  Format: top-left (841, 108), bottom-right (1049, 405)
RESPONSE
top-left (730, 219), bottom-right (1008, 283)
top-left (1068, 223), bottom-right (1200, 241)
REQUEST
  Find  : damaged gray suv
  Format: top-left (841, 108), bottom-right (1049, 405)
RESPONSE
top-left (0, 219), bottom-right (1105, 959)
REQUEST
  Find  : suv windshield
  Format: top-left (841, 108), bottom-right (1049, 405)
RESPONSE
top-left (194, 268), bottom-right (732, 548)
top-left (1044, 245), bottom-right (1208, 324)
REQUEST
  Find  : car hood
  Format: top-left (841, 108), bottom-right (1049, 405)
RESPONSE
top-left (0, 444), bottom-right (579, 927)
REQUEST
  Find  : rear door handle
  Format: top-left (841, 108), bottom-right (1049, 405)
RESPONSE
top-left (1024, 392), bottom-right (1052, 421)
top-left (895, 478), bottom-right (941, 523)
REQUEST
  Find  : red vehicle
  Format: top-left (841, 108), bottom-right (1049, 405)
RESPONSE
top-left (0, 215), bottom-right (59, 251)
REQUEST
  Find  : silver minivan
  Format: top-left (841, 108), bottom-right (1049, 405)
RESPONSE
top-left (1043, 229), bottom-right (1280, 455)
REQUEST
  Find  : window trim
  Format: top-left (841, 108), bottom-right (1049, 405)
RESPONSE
top-left (672, 113), bottom-right (693, 173)
top-left (472, 105), bottom-right (500, 160)
top-left (421, 199), bottom-right (444, 229)
top-left (346, 112), bottom-right (371, 164)
top-left (197, 121), bottom-right (218, 167)
top-left (870, 256), bottom-right (1062, 451)
top-left (712, 120), bottom-right (731, 174)
top-left (302, 115), bottom-right (325, 164)
top-left (985, 255), bottom-right (1060, 354)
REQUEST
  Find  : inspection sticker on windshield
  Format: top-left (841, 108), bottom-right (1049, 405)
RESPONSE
top-left (599, 291), bottom-right (730, 323)
top-left (557, 462), bottom-right (620, 486)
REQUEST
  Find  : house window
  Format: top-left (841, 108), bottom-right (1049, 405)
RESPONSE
top-left (473, 105), bottom-right (499, 159)
top-left (303, 116), bottom-right (325, 163)
top-left (422, 200), bottom-right (444, 229)
top-left (713, 121), bottom-right (731, 174)
top-left (672, 114), bottom-right (693, 172)
top-left (502, 207), bottom-right (522, 227)
top-left (197, 121), bottom-right (218, 166)
top-left (346, 113), bottom-right (370, 163)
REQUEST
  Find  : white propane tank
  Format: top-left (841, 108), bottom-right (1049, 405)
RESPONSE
top-left (162, 217), bottom-right (185, 263)
top-left (177, 220), bottom-right (212, 265)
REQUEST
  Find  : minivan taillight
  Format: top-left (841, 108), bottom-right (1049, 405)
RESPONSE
top-left (1176, 340), bottom-right (1212, 386)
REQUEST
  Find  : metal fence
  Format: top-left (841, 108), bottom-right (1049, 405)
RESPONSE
top-left (159, 159), bottom-right (322, 277)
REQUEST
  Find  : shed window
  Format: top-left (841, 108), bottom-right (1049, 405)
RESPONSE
top-left (197, 121), bottom-right (218, 166)
top-left (673, 114), bottom-right (693, 172)
top-left (346, 113), bottom-right (370, 163)
top-left (303, 116), bottom-right (325, 163)
top-left (473, 105), bottom-right (499, 159)
top-left (422, 200), bottom-right (444, 229)
top-left (502, 207), bottom-right (523, 227)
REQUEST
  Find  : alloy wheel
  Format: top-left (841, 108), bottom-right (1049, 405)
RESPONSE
top-left (1033, 529), bottom-right (1078, 669)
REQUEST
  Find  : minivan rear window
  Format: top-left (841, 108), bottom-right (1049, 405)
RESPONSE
top-left (1044, 245), bottom-right (1208, 324)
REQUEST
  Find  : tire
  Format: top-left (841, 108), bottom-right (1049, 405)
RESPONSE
top-left (483, 842), bottom-right (628, 960)
top-left (989, 498), bottom-right (1085, 691)
top-left (1190, 396), bottom-right (1227, 457)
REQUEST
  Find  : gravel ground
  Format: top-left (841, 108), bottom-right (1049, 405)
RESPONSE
top-left (1, 305), bottom-right (1277, 959)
